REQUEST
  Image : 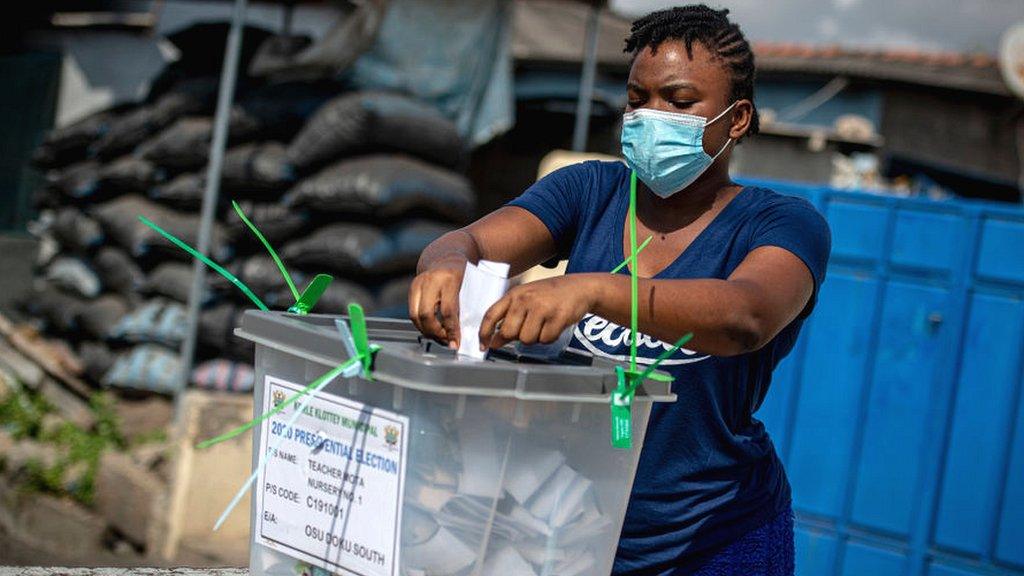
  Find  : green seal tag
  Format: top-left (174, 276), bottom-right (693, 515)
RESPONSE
top-left (611, 365), bottom-right (634, 449)
top-left (287, 274), bottom-right (333, 315)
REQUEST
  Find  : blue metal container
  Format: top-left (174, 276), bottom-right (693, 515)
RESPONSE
top-left (738, 177), bottom-right (1024, 576)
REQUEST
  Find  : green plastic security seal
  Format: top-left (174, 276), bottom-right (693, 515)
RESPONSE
top-left (348, 302), bottom-right (373, 379)
top-left (608, 170), bottom-right (696, 448)
top-left (611, 365), bottom-right (635, 449)
top-left (288, 274), bottom-right (334, 315)
top-left (138, 215), bottom-right (269, 311)
top-left (609, 334), bottom-right (693, 449)
top-left (143, 202), bottom-right (336, 315)
top-left (610, 234), bottom-right (653, 274)
top-left (232, 200), bottom-right (300, 302)
top-left (232, 200), bottom-right (336, 315)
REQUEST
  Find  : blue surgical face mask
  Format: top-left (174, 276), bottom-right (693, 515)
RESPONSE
top-left (620, 102), bottom-right (737, 198)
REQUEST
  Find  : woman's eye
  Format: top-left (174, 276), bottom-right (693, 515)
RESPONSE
top-left (671, 101), bottom-right (695, 109)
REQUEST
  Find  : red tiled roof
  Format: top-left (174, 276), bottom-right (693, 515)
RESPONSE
top-left (752, 42), bottom-right (998, 69)
top-left (752, 41), bottom-right (1007, 95)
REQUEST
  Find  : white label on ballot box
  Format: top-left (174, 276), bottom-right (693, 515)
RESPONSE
top-left (255, 375), bottom-right (409, 576)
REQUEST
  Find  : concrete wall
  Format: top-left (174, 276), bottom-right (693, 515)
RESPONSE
top-left (730, 134), bottom-right (837, 185)
top-left (880, 86), bottom-right (1022, 183)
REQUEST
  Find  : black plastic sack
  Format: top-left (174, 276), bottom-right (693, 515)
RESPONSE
top-left (191, 359), bottom-right (255, 393)
top-left (280, 223), bottom-right (384, 277)
top-left (134, 111), bottom-right (262, 172)
top-left (110, 298), bottom-right (187, 347)
top-left (222, 142), bottom-right (296, 193)
top-left (89, 106), bottom-right (161, 159)
top-left (44, 257), bottom-right (102, 299)
top-left (287, 92), bottom-right (464, 169)
top-left (385, 220), bottom-right (454, 272)
top-left (92, 195), bottom-right (232, 262)
top-left (94, 246), bottom-right (146, 297)
top-left (210, 254), bottom-right (298, 300)
top-left (102, 344), bottom-right (181, 394)
top-left (283, 154), bottom-right (475, 223)
top-left (234, 79), bottom-right (342, 141)
top-left (264, 278), bottom-right (375, 314)
top-left (143, 262), bottom-right (199, 304)
top-left (32, 185), bottom-right (64, 210)
top-left (47, 160), bottom-right (102, 200)
top-left (136, 117), bottom-right (213, 170)
top-left (91, 78), bottom-right (222, 159)
top-left (29, 283), bottom-right (88, 334)
top-left (280, 219), bottom-right (453, 277)
top-left (224, 201), bottom-right (310, 250)
top-left (31, 104), bottom-right (134, 169)
top-left (33, 234), bottom-right (60, 268)
top-left (148, 172), bottom-right (205, 210)
top-left (199, 303), bottom-right (253, 361)
top-left (51, 207), bottom-right (105, 252)
top-left (97, 156), bottom-right (165, 194)
top-left (78, 341), bottom-right (117, 383)
top-left (75, 294), bottom-right (130, 341)
top-left (375, 275), bottom-right (414, 318)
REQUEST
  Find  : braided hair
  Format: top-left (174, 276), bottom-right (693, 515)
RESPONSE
top-left (625, 5), bottom-right (759, 137)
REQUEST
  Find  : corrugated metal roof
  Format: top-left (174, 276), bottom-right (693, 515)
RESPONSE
top-left (512, 1), bottom-right (1010, 96)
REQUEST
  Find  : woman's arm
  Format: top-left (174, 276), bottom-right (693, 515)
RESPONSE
top-left (410, 206), bottom-right (558, 347)
top-left (478, 245), bottom-right (815, 357)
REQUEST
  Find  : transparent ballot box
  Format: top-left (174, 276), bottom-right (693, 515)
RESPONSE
top-left (237, 311), bottom-right (675, 576)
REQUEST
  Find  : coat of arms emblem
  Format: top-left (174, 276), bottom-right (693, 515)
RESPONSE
top-left (384, 425), bottom-right (400, 450)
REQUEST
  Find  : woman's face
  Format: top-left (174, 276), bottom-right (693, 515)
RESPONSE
top-left (626, 40), bottom-right (750, 155)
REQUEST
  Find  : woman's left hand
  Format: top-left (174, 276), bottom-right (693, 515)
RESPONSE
top-left (478, 273), bottom-right (601, 350)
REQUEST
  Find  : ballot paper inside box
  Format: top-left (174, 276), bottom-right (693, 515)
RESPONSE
top-left (236, 311), bottom-right (675, 576)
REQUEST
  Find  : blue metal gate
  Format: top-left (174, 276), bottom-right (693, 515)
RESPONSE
top-left (739, 178), bottom-right (1024, 576)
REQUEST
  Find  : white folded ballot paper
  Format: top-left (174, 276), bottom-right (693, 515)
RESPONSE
top-left (457, 260), bottom-right (510, 360)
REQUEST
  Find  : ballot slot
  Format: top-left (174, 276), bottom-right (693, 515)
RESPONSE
top-left (238, 311), bottom-right (675, 576)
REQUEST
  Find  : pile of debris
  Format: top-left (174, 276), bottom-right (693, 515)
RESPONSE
top-left (0, 311), bottom-right (171, 565)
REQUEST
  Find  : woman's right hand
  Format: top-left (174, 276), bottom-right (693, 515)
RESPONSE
top-left (409, 256), bottom-right (467, 348)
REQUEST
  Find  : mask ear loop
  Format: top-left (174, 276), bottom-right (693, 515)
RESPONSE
top-left (705, 100), bottom-right (738, 162)
top-left (710, 137), bottom-right (734, 162)
top-left (704, 100), bottom-right (738, 127)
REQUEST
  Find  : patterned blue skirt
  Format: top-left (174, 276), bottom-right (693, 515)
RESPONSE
top-left (678, 505), bottom-right (796, 576)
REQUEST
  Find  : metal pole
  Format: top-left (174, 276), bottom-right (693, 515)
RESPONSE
top-left (175, 0), bottom-right (249, 422)
top-left (571, 5), bottom-right (601, 152)
top-left (282, 0), bottom-right (294, 39)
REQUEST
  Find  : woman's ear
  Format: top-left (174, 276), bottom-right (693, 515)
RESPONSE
top-left (729, 99), bottom-right (754, 140)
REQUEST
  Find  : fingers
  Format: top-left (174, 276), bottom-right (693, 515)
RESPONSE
top-left (411, 279), bottom-right (447, 343)
top-left (478, 295), bottom-right (511, 350)
top-left (490, 301), bottom-right (527, 350)
top-left (408, 278), bottom-right (424, 334)
top-left (538, 316), bottom-right (569, 344)
top-left (409, 261), bottom-right (467, 345)
top-left (439, 282), bottom-right (460, 349)
top-left (516, 309), bottom-right (547, 345)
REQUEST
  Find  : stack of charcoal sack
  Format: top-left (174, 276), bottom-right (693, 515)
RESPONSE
top-left (23, 25), bottom-right (474, 397)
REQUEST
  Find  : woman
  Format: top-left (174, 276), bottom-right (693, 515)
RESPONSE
top-left (409, 5), bottom-right (830, 575)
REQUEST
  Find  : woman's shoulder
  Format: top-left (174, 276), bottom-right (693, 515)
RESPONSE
top-left (736, 185), bottom-right (832, 258)
top-left (534, 159), bottom-right (629, 202)
top-left (550, 159), bottom-right (628, 182)
top-left (738, 186), bottom-right (828, 224)
top-left (739, 185), bottom-right (816, 209)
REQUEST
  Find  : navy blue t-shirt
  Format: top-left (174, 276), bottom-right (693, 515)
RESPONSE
top-left (508, 161), bottom-right (831, 574)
